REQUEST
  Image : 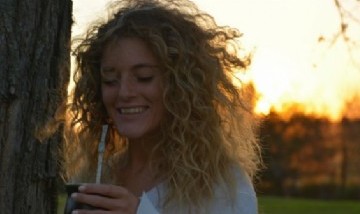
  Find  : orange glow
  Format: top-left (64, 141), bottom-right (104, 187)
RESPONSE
top-left (247, 41), bottom-right (360, 121)
top-left (247, 49), bottom-right (340, 121)
top-left (73, 0), bottom-right (360, 122)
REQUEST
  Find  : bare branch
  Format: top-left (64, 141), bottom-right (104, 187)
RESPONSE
top-left (317, 0), bottom-right (360, 70)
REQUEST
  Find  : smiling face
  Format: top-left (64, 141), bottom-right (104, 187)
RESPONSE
top-left (100, 37), bottom-right (166, 141)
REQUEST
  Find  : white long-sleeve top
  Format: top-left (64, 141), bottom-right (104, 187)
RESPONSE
top-left (137, 166), bottom-right (258, 214)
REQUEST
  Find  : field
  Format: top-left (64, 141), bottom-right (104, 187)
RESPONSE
top-left (259, 196), bottom-right (360, 214)
top-left (58, 195), bottom-right (360, 214)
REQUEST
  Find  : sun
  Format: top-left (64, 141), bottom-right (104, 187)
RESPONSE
top-left (248, 49), bottom-right (307, 115)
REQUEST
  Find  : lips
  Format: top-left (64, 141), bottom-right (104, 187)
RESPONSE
top-left (117, 106), bottom-right (148, 114)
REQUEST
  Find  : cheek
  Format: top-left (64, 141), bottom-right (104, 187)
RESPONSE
top-left (101, 86), bottom-right (116, 106)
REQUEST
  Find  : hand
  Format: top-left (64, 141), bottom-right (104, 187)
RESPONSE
top-left (71, 183), bottom-right (140, 214)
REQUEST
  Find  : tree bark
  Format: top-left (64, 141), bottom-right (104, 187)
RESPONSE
top-left (0, 0), bottom-right (72, 213)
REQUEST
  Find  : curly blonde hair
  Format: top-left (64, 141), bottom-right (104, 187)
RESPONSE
top-left (64, 0), bottom-right (261, 210)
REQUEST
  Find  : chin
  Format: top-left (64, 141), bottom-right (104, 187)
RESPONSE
top-left (116, 127), bottom-right (145, 139)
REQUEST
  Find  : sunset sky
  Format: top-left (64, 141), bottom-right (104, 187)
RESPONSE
top-left (73, 0), bottom-right (360, 121)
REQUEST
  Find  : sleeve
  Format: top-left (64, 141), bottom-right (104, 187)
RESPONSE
top-left (136, 192), bottom-right (160, 214)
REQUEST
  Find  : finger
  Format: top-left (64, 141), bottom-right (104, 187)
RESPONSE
top-left (72, 209), bottom-right (112, 214)
top-left (72, 192), bottom-right (113, 209)
top-left (72, 192), bottom-right (137, 211)
top-left (78, 184), bottom-right (129, 198)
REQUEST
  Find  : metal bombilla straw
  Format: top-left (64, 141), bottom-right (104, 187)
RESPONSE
top-left (63, 125), bottom-right (109, 214)
top-left (96, 124), bottom-right (108, 183)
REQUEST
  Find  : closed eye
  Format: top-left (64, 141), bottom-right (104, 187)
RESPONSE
top-left (137, 76), bottom-right (154, 82)
top-left (102, 80), bottom-right (118, 86)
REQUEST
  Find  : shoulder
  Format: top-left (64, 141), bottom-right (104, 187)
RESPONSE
top-left (143, 166), bottom-right (258, 214)
top-left (233, 166), bottom-right (258, 213)
top-left (209, 165), bottom-right (258, 214)
top-left (233, 165), bottom-right (257, 198)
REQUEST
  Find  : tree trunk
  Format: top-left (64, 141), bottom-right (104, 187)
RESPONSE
top-left (0, 0), bottom-right (72, 213)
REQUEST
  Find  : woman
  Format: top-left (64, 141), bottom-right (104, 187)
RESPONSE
top-left (63, 0), bottom-right (261, 213)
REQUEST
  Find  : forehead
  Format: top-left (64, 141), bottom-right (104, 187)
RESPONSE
top-left (100, 37), bottom-right (160, 75)
top-left (101, 37), bottom-right (157, 64)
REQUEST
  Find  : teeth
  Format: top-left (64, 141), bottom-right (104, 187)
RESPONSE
top-left (120, 107), bottom-right (146, 114)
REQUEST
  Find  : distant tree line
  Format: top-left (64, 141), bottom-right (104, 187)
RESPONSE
top-left (257, 110), bottom-right (360, 199)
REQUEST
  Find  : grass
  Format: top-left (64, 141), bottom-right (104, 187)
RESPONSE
top-left (58, 194), bottom-right (360, 214)
top-left (58, 194), bottom-right (66, 214)
top-left (259, 196), bottom-right (360, 214)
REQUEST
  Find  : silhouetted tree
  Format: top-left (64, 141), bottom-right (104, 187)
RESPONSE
top-left (0, 1), bottom-right (71, 213)
top-left (259, 108), bottom-right (340, 196)
top-left (341, 118), bottom-right (360, 188)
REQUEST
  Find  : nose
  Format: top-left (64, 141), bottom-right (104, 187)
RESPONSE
top-left (117, 77), bottom-right (135, 100)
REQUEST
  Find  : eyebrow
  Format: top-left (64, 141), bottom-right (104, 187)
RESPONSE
top-left (100, 67), bottom-right (116, 73)
top-left (131, 63), bottom-right (159, 71)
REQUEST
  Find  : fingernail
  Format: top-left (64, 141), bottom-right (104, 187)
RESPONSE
top-left (79, 185), bottom-right (85, 191)
top-left (72, 211), bottom-right (78, 214)
top-left (71, 193), bottom-right (78, 198)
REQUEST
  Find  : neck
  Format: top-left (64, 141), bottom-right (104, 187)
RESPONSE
top-left (126, 134), bottom-right (160, 173)
top-left (127, 141), bottom-right (150, 171)
top-left (116, 135), bottom-right (164, 196)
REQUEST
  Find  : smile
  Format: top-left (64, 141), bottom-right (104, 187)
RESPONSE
top-left (118, 107), bottom-right (147, 114)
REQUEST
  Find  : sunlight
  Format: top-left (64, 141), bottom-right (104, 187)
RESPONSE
top-left (73, 0), bottom-right (360, 121)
